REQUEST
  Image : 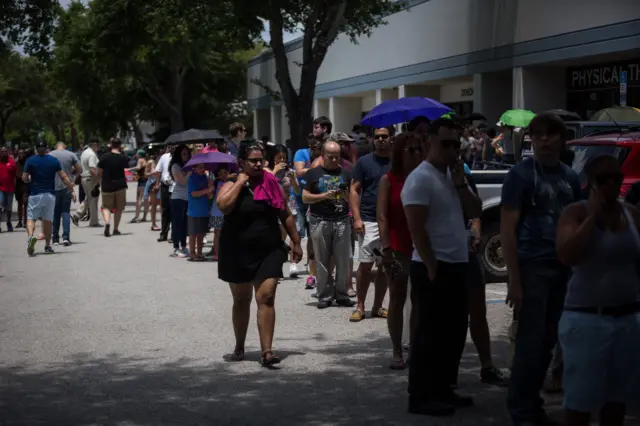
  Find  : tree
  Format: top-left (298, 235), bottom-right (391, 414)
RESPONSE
top-left (242, 0), bottom-right (401, 150)
top-left (0, 52), bottom-right (47, 143)
top-left (79, 0), bottom-right (261, 134)
top-left (0, 0), bottom-right (60, 58)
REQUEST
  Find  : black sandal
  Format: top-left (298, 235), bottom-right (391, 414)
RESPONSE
top-left (260, 351), bottom-right (281, 368)
top-left (230, 348), bottom-right (245, 361)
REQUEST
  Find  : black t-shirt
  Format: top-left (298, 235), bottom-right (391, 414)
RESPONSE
top-left (305, 166), bottom-right (351, 220)
top-left (98, 152), bottom-right (129, 193)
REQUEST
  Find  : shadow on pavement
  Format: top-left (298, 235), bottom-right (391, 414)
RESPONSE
top-left (1, 336), bottom-right (637, 425)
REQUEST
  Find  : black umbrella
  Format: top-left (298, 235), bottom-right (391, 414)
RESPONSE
top-left (460, 112), bottom-right (487, 121)
top-left (164, 128), bottom-right (223, 145)
top-left (544, 109), bottom-right (582, 121)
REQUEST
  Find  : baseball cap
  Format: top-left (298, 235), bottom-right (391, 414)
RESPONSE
top-left (327, 132), bottom-right (354, 143)
top-left (35, 140), bottom-right (47, 150)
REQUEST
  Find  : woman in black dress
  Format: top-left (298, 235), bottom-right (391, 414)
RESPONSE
top-left (217, 140), bottom-right (303, 367)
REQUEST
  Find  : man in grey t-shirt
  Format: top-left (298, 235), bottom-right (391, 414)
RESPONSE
top-left (49, 142), bottom-right (81, 245)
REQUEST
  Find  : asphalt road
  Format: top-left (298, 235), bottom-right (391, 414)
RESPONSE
top-left (0, 186), bottom-right (611, 425)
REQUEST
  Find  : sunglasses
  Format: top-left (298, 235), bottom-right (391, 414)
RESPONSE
top-left (405, 146), bottom-right (423, 154)
top-left (246, 157), bottom-right (265, 165)
top-left (441, 139), bottom-right (461, 150)
top-left (595, 172), bottom-right (624, 186)
top-left (374, 134), bottom-right (389, 140)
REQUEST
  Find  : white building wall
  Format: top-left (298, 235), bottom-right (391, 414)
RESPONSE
top-left (330, 97), bottom-right (362, 133)
top-left (248, 0), bottom-right (640, 100)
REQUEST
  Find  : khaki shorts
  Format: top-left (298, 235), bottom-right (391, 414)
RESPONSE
top-left (102, 189), bottom-right (126, 212)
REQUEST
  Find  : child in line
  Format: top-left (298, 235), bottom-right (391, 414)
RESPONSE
top-left (209, 165), bottom-right (229, 261)
top-left (187, 163), bottom-right (214, 261)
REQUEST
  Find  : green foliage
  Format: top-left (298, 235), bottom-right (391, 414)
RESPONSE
top-left (0, 51), bottom-right (48, 143)
top-left (0, 0), bottom-right (60, 58)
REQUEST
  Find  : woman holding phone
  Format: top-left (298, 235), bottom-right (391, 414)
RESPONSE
top-left (556, 154), bottom-right (640, 426)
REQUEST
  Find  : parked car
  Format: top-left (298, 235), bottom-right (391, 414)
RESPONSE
top-left (565, 121), bottom-right (640, 141)
top-left (472, 128), bottom-right (640, 282)
top-left (568, 130), bottom-right (640, 199)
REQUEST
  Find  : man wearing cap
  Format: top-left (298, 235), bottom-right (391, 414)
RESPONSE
top-left (349, 126), bottom-right (393, 322)
top-left (22, 141), bottom-right (76, 256)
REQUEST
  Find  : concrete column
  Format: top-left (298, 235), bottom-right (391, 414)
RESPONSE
top-left (375, 89), bottom-right (383, 105)
top-left (474, 71), bottom-right (512, 124)
top-left (512, 67), bottom-right (525, 110)
top-left (329, 97), bottom-right (336, 127)
top-left (252, 109), bottom-right (258, 139)
top-left (313, 99), bottom-right (320, 119)
top-left (330, 96), bottom-right (362, 133)
top-left (398, 85), bottom-right (406, 99)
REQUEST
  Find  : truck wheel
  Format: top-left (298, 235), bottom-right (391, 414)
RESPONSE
top-left (479, 220), bottom-right (507, 283)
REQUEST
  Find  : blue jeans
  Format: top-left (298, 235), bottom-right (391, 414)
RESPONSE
top-left (53, 189), bottom-right (72, 242)
top-left (0, 190), bottom-right (13, 220)
top-left (170, 199), bottom-right (188, 250)
top-left (507, 261), bottom-right (569, 424)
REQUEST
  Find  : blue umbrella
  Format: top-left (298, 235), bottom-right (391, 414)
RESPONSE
top-left (360, 97), bottom-right (453, 127)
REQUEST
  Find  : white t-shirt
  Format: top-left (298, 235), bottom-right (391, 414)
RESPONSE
top-left (401, 161), bottom-right (468, 263)
top-left (80, 148), bottom-right (99, 179)
top-left (155, 153), bottom-right (173, 186)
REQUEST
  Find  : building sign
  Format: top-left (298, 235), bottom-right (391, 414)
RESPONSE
top-left (567, 60), bottom-right (640, 91)
top-left (440, 82), bottom-right (474, 103)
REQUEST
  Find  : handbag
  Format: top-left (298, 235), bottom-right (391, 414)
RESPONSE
top-left (90, 185), bottom-right (100, 198)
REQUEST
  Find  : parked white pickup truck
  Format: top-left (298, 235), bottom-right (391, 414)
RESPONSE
top-left (470, 167), bottom-right (510, 283)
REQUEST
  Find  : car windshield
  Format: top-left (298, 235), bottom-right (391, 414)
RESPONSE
top-left (570, 144), bottom-right (630, 186)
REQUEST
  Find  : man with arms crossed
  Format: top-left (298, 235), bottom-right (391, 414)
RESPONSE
top-left (23, 140), bottom-right (76, 256)
top-left (402, 119), bottom-right (481, 416)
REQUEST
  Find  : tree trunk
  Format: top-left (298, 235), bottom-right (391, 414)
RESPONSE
top-left (70, 123), bottom-right (78, 150)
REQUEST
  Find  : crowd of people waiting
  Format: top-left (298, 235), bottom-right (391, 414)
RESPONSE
top-left (1, 112), bottom-right (639, 425)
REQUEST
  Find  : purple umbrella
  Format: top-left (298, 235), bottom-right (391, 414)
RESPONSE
top-left (183, 151), bottom-right (238, 173)
top-left (360, 97), bottom-right (453, 127)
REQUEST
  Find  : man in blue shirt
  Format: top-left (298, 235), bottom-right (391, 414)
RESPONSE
top-left (349, 126), bottom-right (392, 322)
top-left (293, 133), bottom-right (323, 287)
top-left (22, 140), bottom-right (76, 256)
top-left (501, 114), bottom-right (582, 425)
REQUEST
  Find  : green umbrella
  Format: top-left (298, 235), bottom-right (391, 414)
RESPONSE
top-left (441, 112), bottom-right (456, 120)
top-left (499, 109), bottom-right (536, 128)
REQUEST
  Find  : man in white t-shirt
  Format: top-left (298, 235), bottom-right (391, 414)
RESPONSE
top-left (152, 143), bottom-right (175, 242)
top-left (401, 118), bottom-right (482, 417)
top-left (73, 138), bottom-right (100, 227)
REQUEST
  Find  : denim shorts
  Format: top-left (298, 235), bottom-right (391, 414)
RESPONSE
top-left (27, 193), bottom-right (56, 221)
top-left (0, 190), bottom-right (13, 211)
top-left (294, 205), bottom-right (308, 238)
top-left (143, 178), bottom-right (160, 200)
top-left (559, 310), bottom-right (640, 412)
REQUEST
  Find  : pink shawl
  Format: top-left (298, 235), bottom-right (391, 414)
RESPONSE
top-left (252, 170), bottom-right (285, 210)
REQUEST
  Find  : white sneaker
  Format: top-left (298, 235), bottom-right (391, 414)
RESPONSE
top-left (289, 264), bottom-right (299, 278)
top-left (170, 249), bottom-right (180, 257)
top-left (178, 248), bottom-right (189, 258)
top-left (203, 237), bottom-right (208, 245)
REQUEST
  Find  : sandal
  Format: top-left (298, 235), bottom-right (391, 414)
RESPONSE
top-left (230, 348), bottom-right (245, 361)
top-left (187, 257), bottom-right (205, 262)
top-left (151, 226), bottom-right (161, 231)
top-left (260, 351), bottom-right (281, 368)
top-left (347, 289), bottom-right (356, 298)
top-left (349, 309), bottom-right (365, 322)
top-left (389, 358), bottom-right (407, 370)
top-left (372, 307), bottom-right (388, 319)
